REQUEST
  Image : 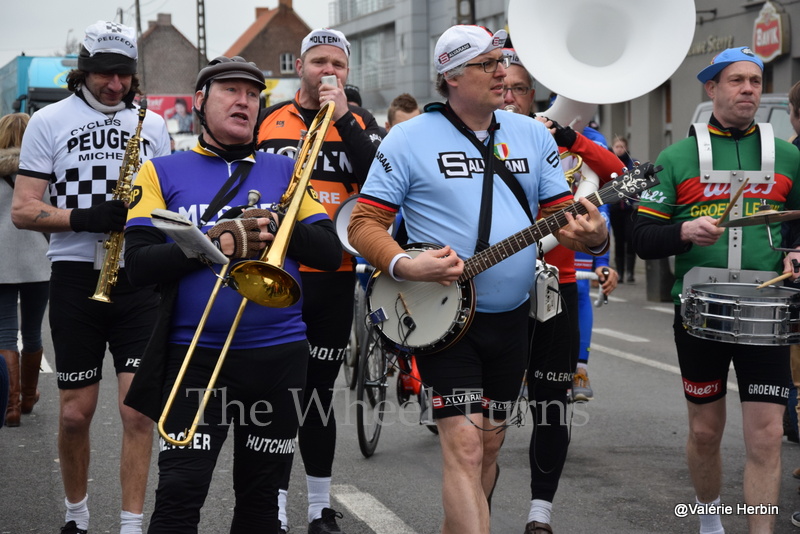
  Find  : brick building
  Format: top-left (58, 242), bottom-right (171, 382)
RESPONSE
top-left (131, 3), bottom-right (313, 134)
top-left (139, 13), bottom-right (202, 96)
top-left (225, 0), bottom-right (310, 104)
top-left (225, 0), bottom-right (311, 79)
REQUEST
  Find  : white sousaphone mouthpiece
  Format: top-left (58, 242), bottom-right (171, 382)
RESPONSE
top-left (504, 104), bottom-right (519, 114)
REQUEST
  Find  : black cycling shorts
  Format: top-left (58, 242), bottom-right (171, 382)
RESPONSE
top-left (414, 301), bottom-right (528, 422)
top-left (49, 262), bottom-right (158, 389)
top-left (528, 282), bottom-right (579, 389)
top-left (672, 307), bottom-right (791, 405)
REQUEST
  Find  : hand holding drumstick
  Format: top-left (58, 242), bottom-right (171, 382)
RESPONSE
top-left (679, 180), bottom-right (750, 248)
top-left (714, 178), bottom-right (749, 227)
top-left (756, 259), bottom-right (800, 289)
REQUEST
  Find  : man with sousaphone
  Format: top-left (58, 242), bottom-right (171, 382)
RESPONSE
top-left (499, 42), bottom-right (624, 534)
top-left (634, 47), bottom-right (800, 533)
top-left (348, 25), bottom-right (616, 534)
top-left (122, 56), bottom-right (342, 532)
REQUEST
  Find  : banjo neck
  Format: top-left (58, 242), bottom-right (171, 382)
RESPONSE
top-left (366, 162), bottom-right (659, 355)
top-left (459, 190), bottom-right (604, 282)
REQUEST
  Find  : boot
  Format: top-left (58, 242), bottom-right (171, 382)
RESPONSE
top-left (20, 348), bottom-right (42, 414)
top-left (1, 350), bottom-right (20, 427)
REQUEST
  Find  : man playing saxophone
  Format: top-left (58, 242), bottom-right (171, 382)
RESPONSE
top-left (122, 56), bottom-right (341, 533)
top-left (91, 102), bottom-right (147, 303)
top-left (10, 20), bottom-right (170, 534)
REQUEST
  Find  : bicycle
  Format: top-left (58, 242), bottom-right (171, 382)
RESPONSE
top-left (342, 258), bottom-right (373, 390)
top-left (354, 264), bottom-right (438, 458)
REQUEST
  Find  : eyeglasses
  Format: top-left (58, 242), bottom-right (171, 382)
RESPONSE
top-left (503, 85), bottom-right (531, 96)
top-left (464, 56), bottom-right (511, 73)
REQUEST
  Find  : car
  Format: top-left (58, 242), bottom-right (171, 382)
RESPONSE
top-left (690, 93), bottom-right (793, 141)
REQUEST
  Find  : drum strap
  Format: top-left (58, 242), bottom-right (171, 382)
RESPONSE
top-left (692, 123), bottom-right (776, 270)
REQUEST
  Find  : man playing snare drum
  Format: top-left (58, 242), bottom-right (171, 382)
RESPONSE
top-left (633, 47), bottom-right (800, 533)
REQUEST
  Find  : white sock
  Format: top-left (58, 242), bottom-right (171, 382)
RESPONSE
top-left (307, 475), bottom-right (332, 523)
top-left (278, 489), bottom-right (289, 531)
top-left (527, 499), bottom-right (552, 524)
top-left (576, 362), bottom-right (588, 372)
top-left (120, 510), bottom-right (143, 534)
top-left (65, 494), bottom-right (90, 531)
top-left (698, 496), bottom-right (725, 534)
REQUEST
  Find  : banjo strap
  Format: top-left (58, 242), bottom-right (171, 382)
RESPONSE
top-left (424, 102), bottom-right (534, 253)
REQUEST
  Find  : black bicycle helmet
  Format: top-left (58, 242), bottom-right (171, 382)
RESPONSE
top-left (196, 55), bottom-right (266, 92)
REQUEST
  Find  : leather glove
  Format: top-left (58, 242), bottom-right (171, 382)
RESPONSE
top-left (547, 119), bottom-right (577, 149)
top-left (241, 209), bottom-right (279, 234)
top-left (207, 218), bottom-right (263, 259)
top-left (70, 199), bottom-right (127, 233)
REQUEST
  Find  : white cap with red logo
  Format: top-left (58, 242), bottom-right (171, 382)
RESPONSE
top-left (434, 25), bottom-right (507, 74)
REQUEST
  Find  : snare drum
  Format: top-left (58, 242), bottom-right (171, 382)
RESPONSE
top-left (682, 283), bottom-right (800, 346)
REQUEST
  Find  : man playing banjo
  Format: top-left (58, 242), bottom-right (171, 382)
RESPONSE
top-left (347, 24), bottom-right (610, 534)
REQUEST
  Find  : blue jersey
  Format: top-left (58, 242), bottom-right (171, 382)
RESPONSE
top-left (128, 146), bottom-right (329, 349)
top-left (360, 110), bottom-right (569, 312)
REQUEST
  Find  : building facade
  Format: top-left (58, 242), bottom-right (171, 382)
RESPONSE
top-left (330, 0), bottom-right (800, 162)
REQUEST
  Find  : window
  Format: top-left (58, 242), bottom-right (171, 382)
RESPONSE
top-left (280, 52), bottom-right (295, 74)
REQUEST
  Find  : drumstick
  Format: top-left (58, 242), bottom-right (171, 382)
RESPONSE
top-left (756, 272), bottom-right (792, 290)
top-left (715, 177), bottom-right (750, 227)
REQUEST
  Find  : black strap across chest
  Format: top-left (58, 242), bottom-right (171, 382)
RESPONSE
top-left (424, 102), bottom-right (535, 253)
top-left (199, 160), bottom-right (255, 228)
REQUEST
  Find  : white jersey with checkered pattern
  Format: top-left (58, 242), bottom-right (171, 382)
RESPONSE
top-left (19, 93), bottom-right (170, 263)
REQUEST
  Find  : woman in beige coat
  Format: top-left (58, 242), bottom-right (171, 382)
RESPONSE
top-left (0, 113), bottom-right (50, 427)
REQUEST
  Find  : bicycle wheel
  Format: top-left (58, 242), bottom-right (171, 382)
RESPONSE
top-left (342, 321), bottom-right (358, 390)
top-left (356, 328), bottom-right (388, 458)
top-left (344, 281), bottom-right (369, 390)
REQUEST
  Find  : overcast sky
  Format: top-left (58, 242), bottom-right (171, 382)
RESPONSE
top-left (0, 0), bottom-right (331, 68)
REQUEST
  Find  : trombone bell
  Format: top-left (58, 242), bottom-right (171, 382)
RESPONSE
top-left (226, 99), bottom-right (335, 308)
top-left (228, 262), bottom-right (301, 308)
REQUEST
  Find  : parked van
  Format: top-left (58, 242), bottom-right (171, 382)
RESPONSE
top-left (690, 93), bottom-right (793, 141)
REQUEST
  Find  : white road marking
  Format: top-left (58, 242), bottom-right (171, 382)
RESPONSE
top-left (593, 328), bottom-right (649, 343)
top-left (645, 305), bottom-right (674, 314)
top-left (333, 484), bottom-right (418, 534)
top-left (592, 343), bottom-right (739, 393)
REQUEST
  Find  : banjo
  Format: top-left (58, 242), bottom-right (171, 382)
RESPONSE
top-left (365, 162), bottom-right (661, 355)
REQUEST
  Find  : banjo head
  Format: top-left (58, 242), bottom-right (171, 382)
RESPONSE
top-left (365, 245), bottom-right (474, 354)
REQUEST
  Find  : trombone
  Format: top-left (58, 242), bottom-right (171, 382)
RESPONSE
top-left (157, 101), bottom-right (335, 447)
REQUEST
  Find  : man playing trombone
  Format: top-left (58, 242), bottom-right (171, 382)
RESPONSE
top-left (123, 56), bottom-right (342, 533)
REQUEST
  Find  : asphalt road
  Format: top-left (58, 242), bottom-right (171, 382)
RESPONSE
top-left (2, 271), bottom-right (800, 533)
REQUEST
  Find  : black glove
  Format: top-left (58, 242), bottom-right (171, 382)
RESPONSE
top-left (70, 199), bottom-right (127, 233)
top-left (206, 218), bottom-right (263, 259)
top-left (548, 119), bottom-right (577, 149)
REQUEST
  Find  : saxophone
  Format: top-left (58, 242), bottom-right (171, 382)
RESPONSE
top-left (90, 99), bottom-right (147, 303)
